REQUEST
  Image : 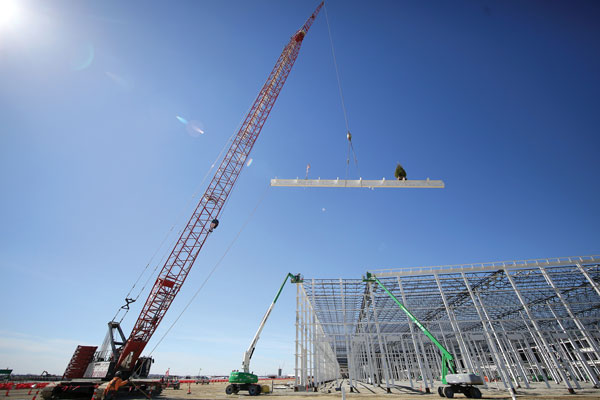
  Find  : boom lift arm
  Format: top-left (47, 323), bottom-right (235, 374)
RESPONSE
top-left (227, 273), bottom-right (302, 396)
top-left (364, 273), bottom-right (484, 398)
top-left (242, 273), bottom-right (303, 373)
top-left (364, 273), bottom-right (456, 382)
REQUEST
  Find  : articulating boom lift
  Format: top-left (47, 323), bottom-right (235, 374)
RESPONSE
top-left (226, 273), bottom-right (303, 396)
top-left (42, 3), bottom-right (323, 400)
top-left (364, 273), bottom-right (484, 399)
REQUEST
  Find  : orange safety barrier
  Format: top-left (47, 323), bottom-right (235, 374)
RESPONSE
top-left (1, 383), bottom-right (50, 390)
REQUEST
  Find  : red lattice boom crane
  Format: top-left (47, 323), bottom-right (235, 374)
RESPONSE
top-left (117, 2), bottom-right (323, 374)
top-left (46, 4), bottom-right (323, 399)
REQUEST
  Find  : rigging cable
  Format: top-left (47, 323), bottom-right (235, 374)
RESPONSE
top-left (145, 184), bottom-right (272, 356)
top-left (324, 4), bottom-right (360, 180)
top-left (112, 103), bottom-right (255, 324)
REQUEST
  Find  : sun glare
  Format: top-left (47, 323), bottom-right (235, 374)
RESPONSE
top-left (0, 0), bottom-right (20, 28)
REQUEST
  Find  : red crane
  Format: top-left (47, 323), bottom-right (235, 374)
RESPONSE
top-left (49, 5), bottom-right (323, 399)
top-left (115, 1), bottom-right (324, 375)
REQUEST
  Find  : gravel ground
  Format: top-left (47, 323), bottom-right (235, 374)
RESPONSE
top-left (4, 380), bottom-right (599, 400)
top-left (158, 380), bottom-right (600, 400)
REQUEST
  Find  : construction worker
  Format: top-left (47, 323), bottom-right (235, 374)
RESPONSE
top-left (394, 163), bottom-right (407, 180)
top-left (104, 371), bottom-right (129, 400)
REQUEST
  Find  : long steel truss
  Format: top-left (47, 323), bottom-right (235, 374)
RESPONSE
top-left (295, 255), bottom-right (600, 394)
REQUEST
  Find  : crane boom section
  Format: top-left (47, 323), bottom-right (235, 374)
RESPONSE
top-left (364, 273), bottom-right (457, 382)
top-left (116, 3), bottom-right (324, 373)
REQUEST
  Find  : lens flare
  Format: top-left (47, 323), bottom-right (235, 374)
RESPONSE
top-left (176, 116), bottom-right (205, 137)
top-left (70, 43), bottom-right (95, 71)
top-left (186, 120), bottom-right (205, 137)
top-left (106, 71), bottom-right (132, 90)
top-left (246, 158), bottom-right (253, 167)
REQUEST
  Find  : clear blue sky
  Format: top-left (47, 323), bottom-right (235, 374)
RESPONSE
top-left (1, 0), bottom-right (598, 376)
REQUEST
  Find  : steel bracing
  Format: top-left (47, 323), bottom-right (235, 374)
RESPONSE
top-left (295, 256), bottom-right (600, 394)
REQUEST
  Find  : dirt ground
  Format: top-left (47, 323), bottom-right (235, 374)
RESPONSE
top-left (159, 380), bottom-right (599, 400)
top-left (4, 380), bottom-right (599, 400)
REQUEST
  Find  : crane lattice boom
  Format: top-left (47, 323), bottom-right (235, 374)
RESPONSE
top-left (116, 2), bottom-right (324, 372)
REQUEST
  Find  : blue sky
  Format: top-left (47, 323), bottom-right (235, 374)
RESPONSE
top-left (1, 0), bottom-right (598, 376)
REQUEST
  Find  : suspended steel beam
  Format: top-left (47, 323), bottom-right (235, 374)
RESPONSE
top-left (270, 178), bottom-right (444, 188)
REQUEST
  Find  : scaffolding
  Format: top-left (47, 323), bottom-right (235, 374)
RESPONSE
top-left (295, 255), bottom-right (600, 394)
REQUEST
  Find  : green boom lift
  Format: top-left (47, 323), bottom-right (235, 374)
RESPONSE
top-left (226, 273), bottom-right (302, 396)
top-left (364, 273), bottom-right (484, 399)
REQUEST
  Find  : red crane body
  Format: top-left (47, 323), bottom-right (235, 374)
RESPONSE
top-left (116, 2), bottom-right (324, 373)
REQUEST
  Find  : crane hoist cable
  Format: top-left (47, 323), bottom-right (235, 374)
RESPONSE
top-left (111, 141), bottom-right (227, 323)
top-left (146, 184), bottom-right (271, 357)
top-left (112, 117), bottom-right (253, 324)
top-left (324, 4), bottom-right (360, 180)
top-left (125, 184), bottom-right (271, 379)
top-left (346, 131), bottom-right (359, 179)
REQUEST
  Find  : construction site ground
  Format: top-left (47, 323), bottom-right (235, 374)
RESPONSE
top-left (4, 380), bottom-right (600, 400)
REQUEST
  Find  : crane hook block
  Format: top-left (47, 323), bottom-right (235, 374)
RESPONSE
top-left (347, 131), bottom-right (352, 141)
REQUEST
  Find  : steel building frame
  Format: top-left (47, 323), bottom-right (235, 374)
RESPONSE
top-left (295, 256), bottom-right (600, 394)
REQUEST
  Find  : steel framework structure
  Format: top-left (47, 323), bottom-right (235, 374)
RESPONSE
top-left (295, 255), bottom-right (600, 395)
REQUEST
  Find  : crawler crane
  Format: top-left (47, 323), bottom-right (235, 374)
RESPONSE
top-left (41, 3), bottom-right (323, 399)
